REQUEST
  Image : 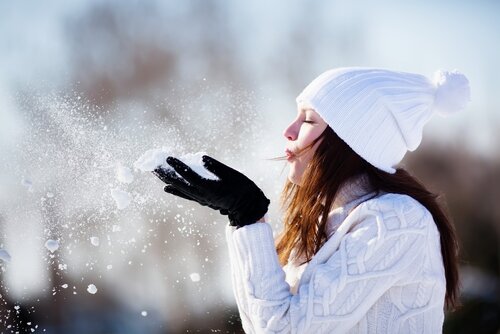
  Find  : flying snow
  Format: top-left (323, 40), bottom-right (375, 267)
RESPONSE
top-left (0, 249), bottom-right (11, 263)
top-left (111, 188), bottom-right (132, 210)
top-left (90, 237), bottom-right (100, 247)
top-left (189, 273), bottom-right (201, 282)
top-left (116, 165), bottom-right (134, 184)
top-left (44, 239), bottom-right (60, 253)
top-left (87, 284), bottom-right (98, 294)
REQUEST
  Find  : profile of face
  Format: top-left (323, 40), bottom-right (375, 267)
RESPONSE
top-left (283, 106), bottom-right (328, 185)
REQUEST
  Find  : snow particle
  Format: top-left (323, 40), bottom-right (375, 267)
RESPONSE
top-left (0, 249), bottom-right (11, 263)
top-left (189, 273), bottom-right (201, 282)
top-left (45, 239), bottom-right (60, 253)
top-left (116, 165), bottom-right (134, 184)
top-left (87, 284), bottom-right (97, 294)
top-left (21, 178), bottom-right (33, 191)
top-left (141, 311), bottom-right (148, 317)
top-left (90, 237), bottom-right (100, 246)
top-left (111, 188), bottom-right (132, 210)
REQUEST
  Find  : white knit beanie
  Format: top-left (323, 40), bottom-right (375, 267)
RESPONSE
top-left (296, 67), bottom-right (471, 174)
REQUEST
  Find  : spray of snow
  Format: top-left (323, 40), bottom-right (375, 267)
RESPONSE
top-left (0, 87), bottom-right (269, 329)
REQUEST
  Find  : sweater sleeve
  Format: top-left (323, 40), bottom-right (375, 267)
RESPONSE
top-left (225, 224), bottom-right (259, 333)
top-left (227, 204), bottom-right (430, 333)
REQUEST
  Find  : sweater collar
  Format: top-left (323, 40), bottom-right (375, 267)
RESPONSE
top-left (289, 174), bottom-right (378, 265)
top-left (323, 173), bottom-right (378, 239)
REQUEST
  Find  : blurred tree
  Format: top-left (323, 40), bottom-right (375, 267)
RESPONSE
top-left (405, 137), bottom-right (500, 332)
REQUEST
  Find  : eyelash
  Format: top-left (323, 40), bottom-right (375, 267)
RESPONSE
top-left (303, 120), bottom-right (314, 124)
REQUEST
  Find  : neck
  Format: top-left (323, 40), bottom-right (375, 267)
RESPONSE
top-left (332, 173), bottom-right (374, 209)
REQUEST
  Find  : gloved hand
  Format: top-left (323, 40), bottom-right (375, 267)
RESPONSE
top-left (152, 155), bottom-right (270, 228)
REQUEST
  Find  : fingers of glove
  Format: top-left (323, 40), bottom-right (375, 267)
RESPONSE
top-left (163, 185), bottom-right (196, 201)
top-left (201, 155), bottom-right (241, 180)
top-left (154, 166), bottom-right (193, 192)
top-left (164, 185), bottom-right (215, 210)
top-left (152, 167), bottom-right (177, 185)
top-left (166, 157), bottom-right (204, 185)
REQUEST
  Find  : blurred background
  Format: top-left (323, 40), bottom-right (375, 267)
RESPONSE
top-left (0, 0), bottom-right (498, 333)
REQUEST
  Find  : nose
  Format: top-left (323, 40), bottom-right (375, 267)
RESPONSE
top-left (283, 121), bottom-right (297, 141)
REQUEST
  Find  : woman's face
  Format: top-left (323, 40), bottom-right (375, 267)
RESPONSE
top-left (283, 107), bottom-right (328, 185)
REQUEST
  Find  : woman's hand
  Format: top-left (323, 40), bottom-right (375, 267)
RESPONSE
top-left (152, 155), bottom-right (270, 228)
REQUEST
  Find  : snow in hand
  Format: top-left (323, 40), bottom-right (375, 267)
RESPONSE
top-left (134, 148), bottom-right (219, 180)
top-left (87, 284), bottom-right (98, 294)
top-left (45, 239), bottom-right (60, 253)
top-left (133, 147), bottom-right (171, 172)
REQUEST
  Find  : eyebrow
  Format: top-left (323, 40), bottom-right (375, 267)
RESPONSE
top-left (298, 107), bottom-right (315, 115)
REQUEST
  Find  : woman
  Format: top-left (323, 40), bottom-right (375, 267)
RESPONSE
top-left (153, 67), bottom-right (471, 333)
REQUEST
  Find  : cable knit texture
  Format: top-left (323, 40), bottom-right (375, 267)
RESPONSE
top-left (225, 175), bottom-right (446, 333)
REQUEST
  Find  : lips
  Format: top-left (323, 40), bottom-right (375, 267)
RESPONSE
top-left (285, 149), bottom-right (296, 161)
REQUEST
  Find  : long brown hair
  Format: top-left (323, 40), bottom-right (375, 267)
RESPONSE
top-left (274, 126), bottom-right (460, 310)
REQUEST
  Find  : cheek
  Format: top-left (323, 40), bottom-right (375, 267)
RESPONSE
top-left (296, 141), bottom-right (316, 167)
top-left (297, 127), bottom-right (321, 150)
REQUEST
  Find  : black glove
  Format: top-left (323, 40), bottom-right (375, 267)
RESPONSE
top-left (152, 155), bottom-right (270, 228)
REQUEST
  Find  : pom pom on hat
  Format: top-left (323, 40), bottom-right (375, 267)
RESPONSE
top-left (433, 69), bottom-right (471, 117)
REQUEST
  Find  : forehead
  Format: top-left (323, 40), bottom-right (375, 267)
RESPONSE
top-left (297, 100), bottom-right (315, 113)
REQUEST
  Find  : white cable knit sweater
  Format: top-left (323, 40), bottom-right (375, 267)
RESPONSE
top-left (225, 175), bottom-right (447, 333)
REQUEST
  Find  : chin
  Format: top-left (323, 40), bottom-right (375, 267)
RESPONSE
top-left (288, 171), bottom-right (302, 186)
